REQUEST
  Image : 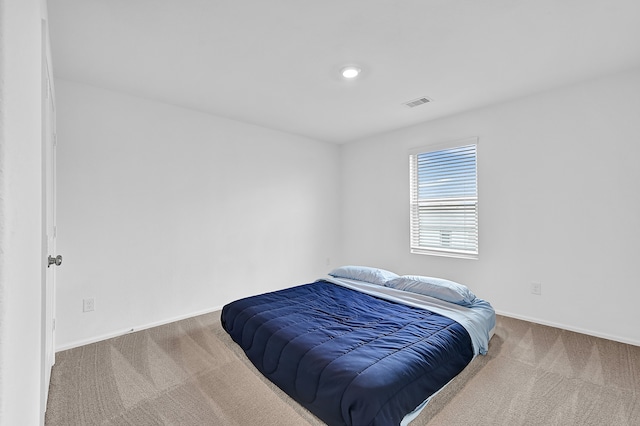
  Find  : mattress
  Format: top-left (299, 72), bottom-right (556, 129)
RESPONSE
top-left (221, 277), bottom-right (495, 425)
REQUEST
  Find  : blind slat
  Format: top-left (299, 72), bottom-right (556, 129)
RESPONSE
top-left (410, 142), bottom-right (478, 257)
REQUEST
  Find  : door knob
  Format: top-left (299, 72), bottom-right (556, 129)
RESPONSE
top-left (48, 254), bottom-right (63, 268)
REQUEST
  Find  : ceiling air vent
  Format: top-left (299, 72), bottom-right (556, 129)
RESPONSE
top-left (403, 96), bottom-right (433, 108)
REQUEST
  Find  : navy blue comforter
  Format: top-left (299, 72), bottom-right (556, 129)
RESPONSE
top-left (221, 280), bottom-right (473, 425)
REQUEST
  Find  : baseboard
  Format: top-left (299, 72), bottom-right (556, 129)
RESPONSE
top-left (495, 309), bottom-right (640, 348)
top-left (57, 306), bottom-right (640, 352)
top-left (56, 305), bottom-right (225, 352)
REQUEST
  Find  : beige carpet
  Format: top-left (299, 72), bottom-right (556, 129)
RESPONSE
top-left (45, 312), bottom-right (640, 425)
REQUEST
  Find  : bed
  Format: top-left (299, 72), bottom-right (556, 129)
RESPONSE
top-left (221, 266), bottom-right (495, 425)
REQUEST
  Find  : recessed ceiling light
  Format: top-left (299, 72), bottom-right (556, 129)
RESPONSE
top-left (341, 66), bottom-right (361, 79)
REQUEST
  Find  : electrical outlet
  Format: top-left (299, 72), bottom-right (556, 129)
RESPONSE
top-left (531, 282), bottom-right (542, 295)
top-left (83, 298), bottom-right (95, 312)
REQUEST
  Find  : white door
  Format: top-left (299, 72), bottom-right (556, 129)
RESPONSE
top-left (41, 28), bottom-right (59, 419)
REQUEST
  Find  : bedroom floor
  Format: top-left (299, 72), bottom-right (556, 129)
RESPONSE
top-left (418, 315), bottom-right (640, 425)
top-left (45, 313), bottom-right (640, 425)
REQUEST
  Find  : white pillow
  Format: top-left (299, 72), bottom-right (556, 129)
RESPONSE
top-left (328, 265), bottom-right (399, 286)
top-left (386, 275), bottom-right (477, 306)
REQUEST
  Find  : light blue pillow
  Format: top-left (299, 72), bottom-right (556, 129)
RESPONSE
top-left (386, 275), bottom-right (477, 306)
top-left (328, 265), bottom-right (399, 286)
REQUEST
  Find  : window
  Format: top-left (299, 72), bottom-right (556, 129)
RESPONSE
top-left (409, 139), bottom-right (478, 259)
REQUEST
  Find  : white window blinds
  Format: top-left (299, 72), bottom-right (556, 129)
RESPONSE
top-left (409, 141), bottom-right (478, 259)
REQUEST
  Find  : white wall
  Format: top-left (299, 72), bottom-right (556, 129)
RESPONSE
top-left (0, 0), bottom-right (49, 424)
top-left (341, 68), bottom-right (640, 346)
top-left (54, 68), bottom-right (640, 349)
top-left (55, 79), bottom-right (342, 349)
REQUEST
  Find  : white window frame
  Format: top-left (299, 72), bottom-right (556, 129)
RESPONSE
top-left (409, 138), bottom-right (479, 259)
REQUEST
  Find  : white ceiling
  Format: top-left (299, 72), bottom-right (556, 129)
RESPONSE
top-left (48, 0), bottom-right (640, 143)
